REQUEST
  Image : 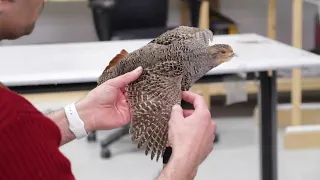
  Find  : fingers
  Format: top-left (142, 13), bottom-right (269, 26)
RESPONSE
top-left (210, 120), bottom-right (216, 146)
top-left (183, 109), bottom-right (194, 117)
top-left (170, 104), bottom-right (184, 120)
top-left (212, 120), bottom-right (217, 133)
top-left (181, 91), bottom-right (208, 111)
top-left (107, 66), bottom-right (143, 88)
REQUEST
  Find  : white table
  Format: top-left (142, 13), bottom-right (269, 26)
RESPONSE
top-left (2, 33), bottom-right (320, 180)
top-left (2, 33), bottom-right (320, 86)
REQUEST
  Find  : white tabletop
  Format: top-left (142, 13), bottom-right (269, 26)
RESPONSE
top-left (1, 33), bottom-right (320, 87)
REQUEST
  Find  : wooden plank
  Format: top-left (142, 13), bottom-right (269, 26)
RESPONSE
top-left (190, 77), bottom-right (320, 96)
top-left (198, 0), bottom-right (210, 29)
top-left (291, 0), bottom-right (303, 126)
top-left (180, 0), bottom-right (190, 26)
top-left (21, 90), bottom-right (88, 104)
top-left (284, 125), bottom-right (320, 149)
top-left (267, 0), bottom-right (276, 76)
top-left (254, 103), bottom-right (320, 128)
top-left (286, 0), bottom-right (318, 149)
top-left (267, 0), bottom-right (277, 39)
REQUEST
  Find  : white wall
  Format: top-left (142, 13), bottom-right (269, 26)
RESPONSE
top-left (1, 2), bottom-right (98, 45)
top-left (219, 0), bottom-right (317, 50)
top-left (1, 0), bottom-right (318, 50)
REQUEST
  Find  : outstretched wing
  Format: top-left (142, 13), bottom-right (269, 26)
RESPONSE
top-left (126, 60), bottom-right (184, 161)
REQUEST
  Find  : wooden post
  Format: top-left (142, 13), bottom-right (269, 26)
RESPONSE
top-left (267, 0), bottom-right (276, 76)
top-left (198, 0), bottom-right (211, 107)
top-left (198, 0), bottom-right (210, 29)
top-left (180, 0), bottom-right (190, 26)
top-left (268, 0), bottom-right (276, 39)
top-left (291, 0), bottom-right (303, 126)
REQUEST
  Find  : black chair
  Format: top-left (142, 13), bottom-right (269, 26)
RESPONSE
top-left (88, 0), bottom-right (174, 41)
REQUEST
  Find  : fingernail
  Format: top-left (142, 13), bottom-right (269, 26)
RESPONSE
top-left (134, 66), bottom-right (142, 72)
top-left (172, 104), bottom-right (181, 110)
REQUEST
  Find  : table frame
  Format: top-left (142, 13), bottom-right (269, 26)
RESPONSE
top-left (259, 71), bottom-right (278, 180)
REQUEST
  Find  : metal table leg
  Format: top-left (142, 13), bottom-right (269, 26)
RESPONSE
top-left (259, 71), bottom-right (278, 180)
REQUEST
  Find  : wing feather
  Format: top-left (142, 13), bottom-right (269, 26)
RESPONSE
top-left (126, 62), bottom-right (183, 161)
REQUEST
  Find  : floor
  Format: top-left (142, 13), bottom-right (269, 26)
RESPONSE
top-left (31, 93), bottom-right (320, 180)
top-left (59, 116), bottom-right (320, 180)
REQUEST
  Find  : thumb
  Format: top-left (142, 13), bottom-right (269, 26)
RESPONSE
top-left (170, 104), bottom-right (183, 120)
top-left (168, 104), bottom-right (183, 147)
top-left (107, 66), bottom-right (143, 88)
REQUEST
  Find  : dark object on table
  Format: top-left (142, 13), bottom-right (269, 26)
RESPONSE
top-left (182, 0), bottom-right (237, 34)
top-left (310, 10), bottom-right (320, 55)
top-left (209, 9), bottom-right (237, 35)
top-left (310, 47), bottom-right (320, 54)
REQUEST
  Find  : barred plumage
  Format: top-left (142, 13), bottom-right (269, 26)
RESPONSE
top-left (97, 26), bottom-right (234, 161)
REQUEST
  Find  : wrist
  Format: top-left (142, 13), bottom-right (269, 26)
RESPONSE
top-left (74, 99), bottom-right (95, 133)
top-left (168, 153), bottom-right (198, 178)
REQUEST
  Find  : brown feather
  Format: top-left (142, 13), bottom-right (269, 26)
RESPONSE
top-left (105, 49), bottom-right (128, 70)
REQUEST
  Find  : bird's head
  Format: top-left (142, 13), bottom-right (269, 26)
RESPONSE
top-left (209, 44), bottom-right (235, 66)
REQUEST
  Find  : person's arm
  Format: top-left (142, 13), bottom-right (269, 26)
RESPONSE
top-left (45, 100), bottom-right (93, 146)
top-left (157, 155), bottom-right (197, 180)
top-left (43, 67), bottom-right (143, 146)
top-left (0, 87), bottom-right (76, 180)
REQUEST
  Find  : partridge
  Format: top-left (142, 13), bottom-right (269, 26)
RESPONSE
top-left (98, 26), bottom-right (234, 161)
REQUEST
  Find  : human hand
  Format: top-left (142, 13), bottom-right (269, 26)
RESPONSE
top-left (168, 91), bottom-right (216, 168)
top-left (75, 66), bottom-right (143, 132)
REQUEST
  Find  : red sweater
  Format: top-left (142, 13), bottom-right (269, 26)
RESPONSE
top-left (0, 87), bottom-right (75, 180)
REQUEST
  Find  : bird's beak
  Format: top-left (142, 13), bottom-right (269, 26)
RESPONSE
top-left (232, 53), bottom-right (238, 57)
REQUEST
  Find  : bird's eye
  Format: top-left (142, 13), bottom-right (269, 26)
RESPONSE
top-left (221, 50), bottom-right (226, 54)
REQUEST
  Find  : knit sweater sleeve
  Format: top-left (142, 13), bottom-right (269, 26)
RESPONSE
top-left (0, 87), bottom-right (75, 180)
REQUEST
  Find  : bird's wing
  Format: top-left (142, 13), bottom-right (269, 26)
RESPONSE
top-left (104, 49), bottom-right (128, 70)
top-left (97, 49), bottom-right (129, 85)
top-left (126, 60), bottom-right (184, 161)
